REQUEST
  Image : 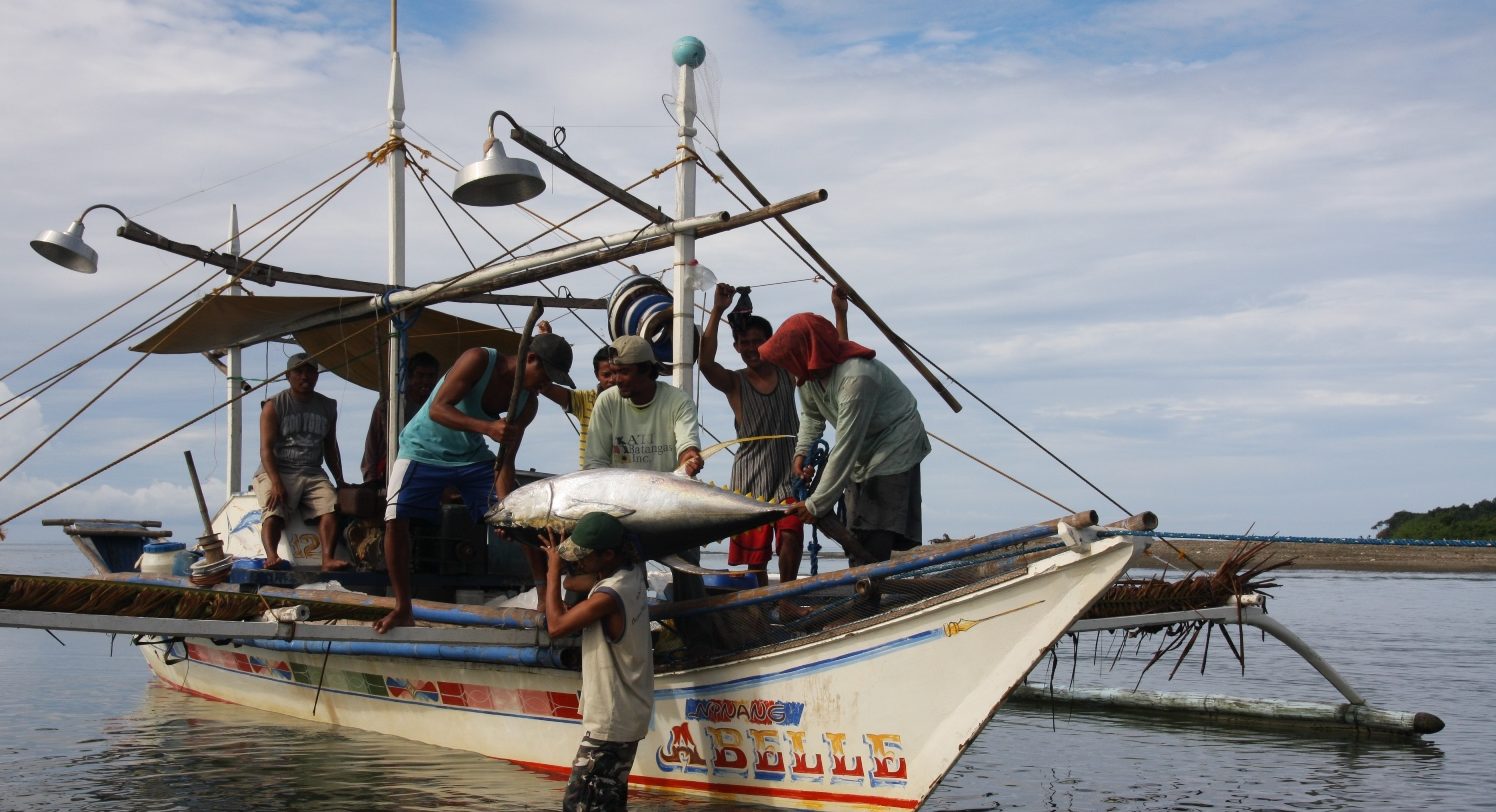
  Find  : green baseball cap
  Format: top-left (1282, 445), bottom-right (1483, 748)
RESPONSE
top-left (557, 512), bottom-right (626, 561)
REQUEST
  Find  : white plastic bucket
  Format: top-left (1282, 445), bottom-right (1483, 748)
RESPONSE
top-left (140, 541), bottom-right (186, 576)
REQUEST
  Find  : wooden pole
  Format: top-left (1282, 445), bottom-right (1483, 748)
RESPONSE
top-left (714, 149), bottom-right (962, 413)
top-left (498, 302), bottom-right (544, 470)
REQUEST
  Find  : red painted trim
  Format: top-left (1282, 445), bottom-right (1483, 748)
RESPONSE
top-left (629, 773), bottom-right (920, 809)
top-left (501, 756), bottom-right (917, 809)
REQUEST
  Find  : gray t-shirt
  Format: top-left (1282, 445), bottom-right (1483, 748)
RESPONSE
top-left (581, 563), bottom-right (654, 742)
top-left (259, 388), bottom-right (337, 476)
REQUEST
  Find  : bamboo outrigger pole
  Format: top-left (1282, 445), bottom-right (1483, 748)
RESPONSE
top-left (713, 149), bottom-right (963, 414)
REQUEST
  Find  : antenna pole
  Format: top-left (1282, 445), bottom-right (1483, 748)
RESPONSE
top-left (670, 39), bottom-right (702, 397)
top-left (384, 2), bottom-right (407, 477)
top-left (226, 205), bottom-right (243, 500)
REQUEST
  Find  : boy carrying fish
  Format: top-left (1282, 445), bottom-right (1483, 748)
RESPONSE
top-left (540, 512), bottom-right (653, 811)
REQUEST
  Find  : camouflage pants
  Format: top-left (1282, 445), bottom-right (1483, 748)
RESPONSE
top-left (562, 736), bottom-right (639, 812)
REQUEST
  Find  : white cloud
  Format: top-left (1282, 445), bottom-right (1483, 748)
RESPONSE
top-left (1, 1), bottom-right (1492, 542)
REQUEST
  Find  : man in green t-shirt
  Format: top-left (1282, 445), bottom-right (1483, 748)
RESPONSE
top-left (583, 336), bottom-right (703, 476)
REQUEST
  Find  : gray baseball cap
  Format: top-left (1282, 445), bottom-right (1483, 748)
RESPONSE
top-left (286, 352), bottom-right (318, 373)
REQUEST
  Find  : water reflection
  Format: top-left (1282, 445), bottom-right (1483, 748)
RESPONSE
top-left (14, 682), bottom-right (706, 812)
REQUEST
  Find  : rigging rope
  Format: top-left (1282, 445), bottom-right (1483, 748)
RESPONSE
top-left (1, 153), bottom-right (375, 409)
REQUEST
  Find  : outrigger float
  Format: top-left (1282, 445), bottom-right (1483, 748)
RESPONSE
top-left (1, 7), bottom-right (1443, 811)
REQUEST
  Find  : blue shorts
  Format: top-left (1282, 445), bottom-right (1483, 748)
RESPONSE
top-left (384, 458), bottom-right (495, 523)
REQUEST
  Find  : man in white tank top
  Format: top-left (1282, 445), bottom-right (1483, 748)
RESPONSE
top-left (540, 512), bottom-right (653, 811)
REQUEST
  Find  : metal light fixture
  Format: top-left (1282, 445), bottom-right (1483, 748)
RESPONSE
top-left (452, 111), bottom-right (545, 207)
top-left (30, 203), bottom-right (132, 274)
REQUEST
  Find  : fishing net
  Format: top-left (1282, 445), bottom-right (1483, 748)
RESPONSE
top-left (648, 526), bottom-right (1076, 670)
top-left (0, 573), bottom-right (388, 623)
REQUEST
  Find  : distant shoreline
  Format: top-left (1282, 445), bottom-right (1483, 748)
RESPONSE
top-left (1131, 538), bottom-right (1496, 573)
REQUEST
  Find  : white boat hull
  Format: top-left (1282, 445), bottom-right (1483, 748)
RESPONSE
top-left (140, 539), bottom-right (1134, 810)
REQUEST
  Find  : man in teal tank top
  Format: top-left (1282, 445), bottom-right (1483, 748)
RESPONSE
top-left (374, 334), bottom-right (574, 633)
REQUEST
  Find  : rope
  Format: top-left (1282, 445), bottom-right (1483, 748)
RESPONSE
top-left (0, 158), bottom-right (378, 494)
top-left (0, 314), bottom-right (393, 526)
top-left (1, 150), bottom-right (395, 520)
top-left (1102, 529), bottom-right (1496, 548)
top-left (926, 431), bottom-right (1073, 514)
top-left (2, 153), bottom-right (374, 396)
top-left (694, 144), bottom-right (1202, 570)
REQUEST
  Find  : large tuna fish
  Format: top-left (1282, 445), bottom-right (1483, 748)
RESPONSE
top-left (486, 468), bottom-right (786, 560)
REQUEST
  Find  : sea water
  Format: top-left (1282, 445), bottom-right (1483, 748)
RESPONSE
top-left (1, 537), bottom-right (1491, 811)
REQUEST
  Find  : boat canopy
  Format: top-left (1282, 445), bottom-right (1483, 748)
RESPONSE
top-left (130, 294), bottom-right (519, 392)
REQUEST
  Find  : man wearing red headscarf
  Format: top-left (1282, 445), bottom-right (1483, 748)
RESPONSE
top-left (757, 311), bottom-right (930, 564)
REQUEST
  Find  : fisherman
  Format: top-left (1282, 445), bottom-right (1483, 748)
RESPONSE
top-left (539, 512), bottom-right (653, 812)
top-left (373, 336), bottom-right (575, 634)
top-left (758, 311), bottom-right (931, 565)
top-left (253, 351), bottom-right (350, 571)
top-left (584, 334), bottom-right (705, 605)
top-left (583, 335), bottom-right (703, 476)
top-left (535, 320), bottom-right (616, 469)
top-left (359, 351), bottom-right (441, 487)
top-left (699, 282), bottom-right (803, 586)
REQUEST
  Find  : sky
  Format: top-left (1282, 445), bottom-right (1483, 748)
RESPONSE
top-left (0, 0), bottom-right (1492, 553)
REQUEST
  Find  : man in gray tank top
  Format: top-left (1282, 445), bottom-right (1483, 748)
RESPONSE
top-left (701, 283), bottom-right (804, 587)
top-left (252, 352), bottom-right (348, 571)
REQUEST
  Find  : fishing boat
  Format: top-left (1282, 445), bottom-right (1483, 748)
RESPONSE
top-left (0, 7), bottom-right (1445, 811)
top-left (0, 11), bottom-right (1156, 811)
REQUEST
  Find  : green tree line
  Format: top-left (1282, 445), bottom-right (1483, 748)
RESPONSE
top-left (1374, 498), bottom-right (1496, 540)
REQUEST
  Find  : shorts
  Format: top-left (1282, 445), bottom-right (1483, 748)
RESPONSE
top-left (845, 466), bottom-right (922, 548)
top-left (384, 458), bottom-right (495, 523)
top-left (253, 470), bottom-right (336, 521)
top-left (563, 735), bottom-right (639, 812)
top-left (728, 499), bottom-right (804, 568)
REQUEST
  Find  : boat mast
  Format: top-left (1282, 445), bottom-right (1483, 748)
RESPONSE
top-left (384, 1), bottom-right (407, 471)
top-left (670, 37), bottom-right (705, 396)
top-left (226, 205), bottom-right (243, 500)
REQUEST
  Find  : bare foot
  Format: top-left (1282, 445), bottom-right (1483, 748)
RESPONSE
top-left (264, 556), bottom-right (291, 571)
top-left (320, 559), bottom-right (352, 572)
top-left (373, 607), bottom-right (414, 634)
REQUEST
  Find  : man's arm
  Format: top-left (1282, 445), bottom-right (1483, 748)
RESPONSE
top-left (697, 282), bottom-right (738, 395)
top-left (540, 531), bottom-right (621, 638)
top-left (532, 321), bottom-right (576, 409)
top-left (258, 400), bottom-right (285, 510)
top-left (360, 399), bottom-right (385, 483)
top-left (791, 391), bottom-right (827, 480)
top-left (428, 348), bottom-right (515, 443)
top-left (832, 285), bottom-right (851, 340)
top-left (672, 388), bottom-right (704, 476)
top-left (323, 403), bottom-right (346, 488)
top-left (537, 380), bottom-right (573, 410)
top-left (582, 390), bottom-right (616, 470)
top-left (494, 393), bottom-right (539, 500)
top-left (800, 371), bottom-right (876, 518)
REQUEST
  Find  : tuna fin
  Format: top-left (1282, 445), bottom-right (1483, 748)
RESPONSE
top-left (551, 499), bottom-right (638, 521)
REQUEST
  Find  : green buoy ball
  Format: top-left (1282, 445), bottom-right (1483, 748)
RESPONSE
top-left (672, 36), bottom-right (706, 67)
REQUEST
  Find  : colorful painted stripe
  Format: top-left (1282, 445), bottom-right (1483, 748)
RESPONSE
top-left (183, 643), bottom-right (581, 721)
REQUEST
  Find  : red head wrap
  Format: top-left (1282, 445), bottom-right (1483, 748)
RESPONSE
top-left (757, 313), bottom-right (876, 385)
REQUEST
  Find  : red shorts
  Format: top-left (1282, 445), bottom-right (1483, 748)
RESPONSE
top-left (728, 500), bottom-right (804, 568)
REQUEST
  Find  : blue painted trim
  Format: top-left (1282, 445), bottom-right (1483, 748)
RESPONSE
top-left (655, 626), bottom-right (942, 699)
top-left (1102, 529), bottom-right (1496, 548)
